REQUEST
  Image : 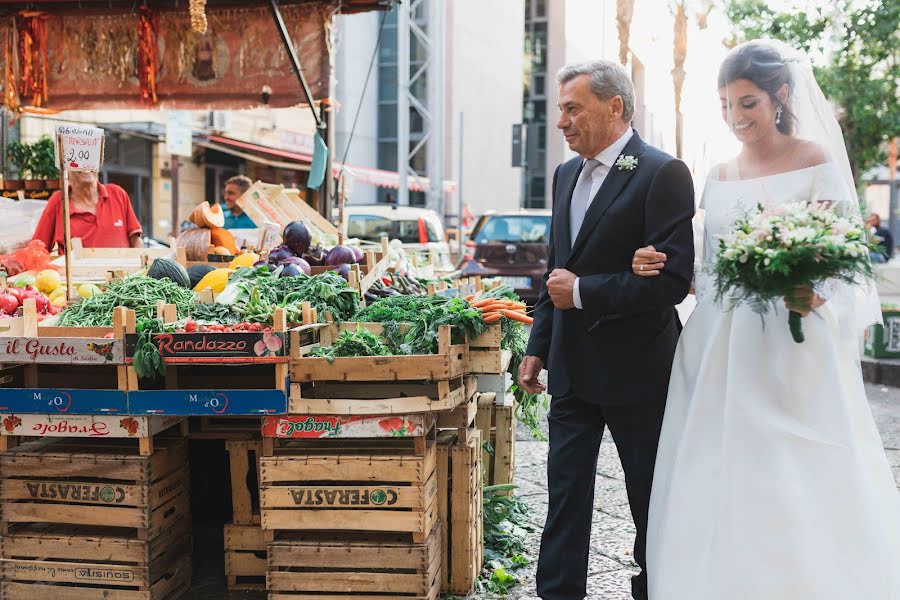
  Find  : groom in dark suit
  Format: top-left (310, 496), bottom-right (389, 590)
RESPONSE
top-left (519, 60), bottom-right (695, 600)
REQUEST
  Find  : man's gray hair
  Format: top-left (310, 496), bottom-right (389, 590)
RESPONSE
top-left (557, 60), bottom-right (635, 122)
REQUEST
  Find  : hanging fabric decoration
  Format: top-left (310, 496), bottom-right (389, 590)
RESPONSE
top-left (137, 7), bottom-right (160, 106)
top-left (3, 19), bottom-right (20, 113)
top-left (15, 12), bottom-right (48, 107)
top-left (189, 0), bottom-right (208, 34)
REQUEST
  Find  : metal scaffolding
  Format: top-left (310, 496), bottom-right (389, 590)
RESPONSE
top-left (395, 0), bottom-right (444, 212)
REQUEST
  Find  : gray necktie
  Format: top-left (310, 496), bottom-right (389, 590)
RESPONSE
top-left (570, 158), bottom-right (601, 246)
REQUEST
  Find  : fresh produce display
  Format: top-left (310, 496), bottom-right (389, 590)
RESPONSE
top-left (217, 267), bottom-right (359, 323)
top-left (147, 258), bottom-right (192, 289)
top-left (131, 317), bottom-right (172, 381)
top-left (351, 295), bottom-right (486, 355)
top-left (193, 268), bottom-right (233, 293)
top-left (190, 302), bottom-right (241, 324)
top-left (469, 285), bottom-right (547, 441)
top-left (56, 276), bottom-right (195, 327)
top-left (267, 221), bottom-right (361, 279)
top-left (364, 273), bottom-right (428, 302)
top-left (308, 327), bottom-right (391, 362)
top-left (187, 264), bottom-right (216, 289)
top-left (0, 284), bottom-right (56, 317)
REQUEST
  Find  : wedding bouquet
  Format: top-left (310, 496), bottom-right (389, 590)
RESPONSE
top-left (713, 201), bottom-right (875, 343)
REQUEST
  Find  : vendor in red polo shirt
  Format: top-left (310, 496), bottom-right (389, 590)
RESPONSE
top-left (32, 171), bottom-right (143, 252)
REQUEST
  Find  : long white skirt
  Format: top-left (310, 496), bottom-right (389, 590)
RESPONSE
top-left (647, 298), bottom-right (900, 599)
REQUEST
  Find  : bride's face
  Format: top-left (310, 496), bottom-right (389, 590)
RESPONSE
top-left (719, 78), bottom-right (777, 144)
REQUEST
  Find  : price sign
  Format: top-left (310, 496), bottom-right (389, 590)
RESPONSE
top-left (56, 125), bottom-right (105, 171)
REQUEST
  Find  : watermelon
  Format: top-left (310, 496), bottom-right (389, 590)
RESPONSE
top-left (187, 265), bottom-right (216, 289)
top-left (147, 258), bottom-right (191, 288)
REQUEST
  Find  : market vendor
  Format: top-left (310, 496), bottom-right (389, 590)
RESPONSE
top-left (32, 171), bottom-right (143, 252)
top-left (222, 175), bottom-right (256, 229)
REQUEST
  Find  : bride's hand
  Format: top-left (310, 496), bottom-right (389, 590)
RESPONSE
top-left (632, 245), bottom-right (667, 277)
top-left (784, 285), bottom-right (825, 317)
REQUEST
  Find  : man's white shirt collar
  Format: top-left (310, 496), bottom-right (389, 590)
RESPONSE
top-left (584, 128), bottom-right (634, 169)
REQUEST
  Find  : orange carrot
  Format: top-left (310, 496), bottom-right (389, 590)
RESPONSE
top-left (464, 295), bottom-right (475, 301)
top-left (483, 313), bottom-right (503, 324)
top-left (480, 303), bottom-right (508, 312)
top-left (470, 299), bottom-right (494, 308)
top-left (502, 309), bottom-right (533, 324)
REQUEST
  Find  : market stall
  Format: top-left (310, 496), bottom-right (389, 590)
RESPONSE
top-left (0, 1), bottom-right (540, 597)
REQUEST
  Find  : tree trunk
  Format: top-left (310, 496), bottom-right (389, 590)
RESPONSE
top-left (617, 0), bottom-right (636, 66)
top-left (672, 2), bottom-right (688, 159)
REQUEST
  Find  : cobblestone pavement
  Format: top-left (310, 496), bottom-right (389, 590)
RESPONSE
top-left (504, 383), bottom-right (900, 600)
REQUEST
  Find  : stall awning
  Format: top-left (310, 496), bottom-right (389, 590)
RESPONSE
top-left (204, 135), bottom-right (458, 194)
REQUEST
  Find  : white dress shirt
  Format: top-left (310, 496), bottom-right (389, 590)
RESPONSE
top-left (572, 128), bottom-right (634, 309)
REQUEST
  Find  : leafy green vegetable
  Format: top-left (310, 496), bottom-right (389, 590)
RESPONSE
top-left (309, 328), bottom-right (391, 362)
top-left (132, 318), bottom-right (174, 381)
top-left (190, 302), bottom-right (241, 324)
top-left (478, 487), bottom-right (536, 595)
top-left (57, 276), bottom-right (195, 327)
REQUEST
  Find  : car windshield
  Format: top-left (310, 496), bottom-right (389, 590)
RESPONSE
top-left (348, 215), bottom-right (392, 242)
top-left (474, 215), bottom-right (550, 243)
top-left (396, 219), bottom-right (440, 244)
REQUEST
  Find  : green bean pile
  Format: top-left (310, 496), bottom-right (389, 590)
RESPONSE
top-left (57, 276), bottom-right (195, 327)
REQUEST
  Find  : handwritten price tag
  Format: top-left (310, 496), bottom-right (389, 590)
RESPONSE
top-left (56, 125), bottom-right (104, 171)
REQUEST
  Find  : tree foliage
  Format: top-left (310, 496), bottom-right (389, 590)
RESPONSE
top-left (723, 0), bottom-right (899, 184)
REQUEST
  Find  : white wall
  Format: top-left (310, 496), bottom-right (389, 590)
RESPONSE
top-left (332, 11), bottom-right (381, 206)
top-left (447, 0), bottom-right (525, 218)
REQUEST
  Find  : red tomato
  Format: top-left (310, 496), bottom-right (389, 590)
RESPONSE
top-left (184, 320), bottom-right (197, 333)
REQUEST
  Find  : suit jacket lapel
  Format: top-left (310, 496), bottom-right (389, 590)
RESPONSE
top-left (555, 159), bottom-right (583, 266)
top-left (568, 131), bottom-right (646, 262)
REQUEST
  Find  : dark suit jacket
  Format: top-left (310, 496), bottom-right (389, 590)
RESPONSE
top-left (526, 130), bottom-right (695, 405)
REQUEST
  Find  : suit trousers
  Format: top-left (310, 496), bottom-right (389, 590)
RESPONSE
top-left (536, 393), bottom-right (667, 600)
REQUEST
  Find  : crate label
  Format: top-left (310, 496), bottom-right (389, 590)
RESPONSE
top-left (0, 414), bottom-right (180, 437)
top-left (0, 388), bottom-right (128, 414)
top-left (289, 487), bottom-right (400, 507)
top-left (886, 317), bottom-right (900, 352)
top-left (128, 389), bottom-right (287, 415)
top-left (262, 414), bottom-right (432, 438)
top-left (125, 332), bottom-right (287, 362)
top-left (0, 337), bottom-right (123, 364)
top-left (19, 481), bottom-right (128, 504)
top-left (9, 561), bottom-right (136, 583)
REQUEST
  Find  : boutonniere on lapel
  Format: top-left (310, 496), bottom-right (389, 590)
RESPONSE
top-left (615, 155), bottom-right (638, 171)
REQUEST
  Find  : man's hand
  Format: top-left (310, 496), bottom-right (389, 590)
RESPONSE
top-left (547, 269), bottom-right (577, 309)
top-left (518, 355), bottom-right (546, 394)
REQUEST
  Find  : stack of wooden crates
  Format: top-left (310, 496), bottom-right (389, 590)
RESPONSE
top-left (252, 321), bottom-right (484, 599)
top-left (0, 435), bottom-right (192, 599)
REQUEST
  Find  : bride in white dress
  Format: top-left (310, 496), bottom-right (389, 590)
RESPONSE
top-left (631, 40), bottom-right (900, 599)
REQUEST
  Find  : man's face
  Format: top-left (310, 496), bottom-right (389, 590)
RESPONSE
top-left (556, 74), bottom-right (620, 158)
top-left (71, 171), bottom-right (98, 187)
top-left (223, 183), bottom-right (242, 210)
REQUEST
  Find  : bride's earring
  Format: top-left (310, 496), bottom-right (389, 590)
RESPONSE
top-left (775, 106), bottom-right (783, 125)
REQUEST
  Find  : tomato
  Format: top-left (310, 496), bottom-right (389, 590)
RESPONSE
top-left (184, 320), bottom-right (197, 333)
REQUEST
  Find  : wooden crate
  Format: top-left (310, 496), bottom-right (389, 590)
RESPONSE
top-left (226, 439), bottom-right (262, 525)
top-left (436, 429), bottom-right (484, 596)
top-left (224, 523), bottom-right (265, 591)
top-left (260, 435), bottom-right (438, 543)
top-left (0, 303), bottom-right (129, 417)
top-left (467, 322), bottom-right (511, 375)
top-left (0, 437), bottom-right (190, 539)
top-left (290, 322), bottom-right (468, 384)
top-left (266, 526), bottom-right (441, 599)
top-left (189, 416), bottom-right (263, 440)
top-left (476, 394), bottom-right (516, 490)
top-left (0, 519), bottom-right (192, 600)
top-left (0, 414), bottom-right (185, 456)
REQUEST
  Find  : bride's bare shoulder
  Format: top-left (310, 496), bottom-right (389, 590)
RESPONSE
top-left (708, 162), bottom-right (732, 180)
top-left (789, 139), bottom-right (830, 168)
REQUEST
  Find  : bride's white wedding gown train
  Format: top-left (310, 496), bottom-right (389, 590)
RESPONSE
top-left (647, 163), bottom-right (900, 599)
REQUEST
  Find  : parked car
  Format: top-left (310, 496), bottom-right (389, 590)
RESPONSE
top-left (343, 204), bottom-right (455, 272)
top-left (459, 210), bottom-right (551, 303)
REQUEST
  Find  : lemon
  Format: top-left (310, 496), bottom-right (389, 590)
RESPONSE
top-left (78, 283), bottom-right (102, 299)
top-left (51, 295), bottom-right (67, 308)
top-left (36, 270), bottom-right (61, 294)
top-left (49, 287), bottom-right (67, 301)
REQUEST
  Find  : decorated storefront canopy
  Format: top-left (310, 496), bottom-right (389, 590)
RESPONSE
top-left (0, 0), bottom-right (390, 112)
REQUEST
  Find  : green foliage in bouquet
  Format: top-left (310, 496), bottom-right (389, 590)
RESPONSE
top-left (713, 202), bottom-right (877, 342)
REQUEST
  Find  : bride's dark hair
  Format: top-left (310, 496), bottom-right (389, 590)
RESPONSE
top-left (718, 42), bottom-right (796, 135)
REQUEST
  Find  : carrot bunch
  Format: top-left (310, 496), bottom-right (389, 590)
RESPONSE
top-left (465, 296), bottom-right (533, 325)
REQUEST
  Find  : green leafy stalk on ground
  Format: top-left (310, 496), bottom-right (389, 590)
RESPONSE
top-left (477, 485), bottom-right (538, 596)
